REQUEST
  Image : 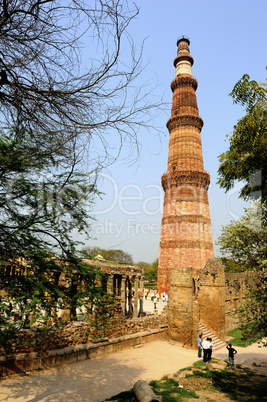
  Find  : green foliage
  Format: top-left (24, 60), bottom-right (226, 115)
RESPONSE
top-left (218, 201), bottom-right (266, 338)
top-left (109, 362), bottom-right (267, 402)
top-left (137, 258), bottom-right (158, 280)
top-left (150, 378), bottom-right (198, 401)
top-left (220, 257), bottom-right (245, 273)
top-left (185, 369), bottom-right (213, 379)
top-left (83, 247), bottom-right (133, 265)
top-left (0, 126), bottom-right (112, 356)
top-left (217, 73), bottom-right (267, 201)
top-left (217, 200), bottom-right (267, 271)
top-left (0, 0), bottom-right (160, 358)
top-left (227, 325), bottom-right (262, 347)
top-left (235, 272), bottom-right (267, 339)
top-left (179, 359), bottom-right (206, 372)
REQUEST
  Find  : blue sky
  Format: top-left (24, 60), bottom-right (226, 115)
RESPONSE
top-left (80, 0), bottom-right (267, 263)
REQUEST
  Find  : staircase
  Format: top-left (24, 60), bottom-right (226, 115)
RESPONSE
top-left (198, 323), bottom-right (226, 351)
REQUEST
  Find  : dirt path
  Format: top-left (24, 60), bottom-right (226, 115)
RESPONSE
top-left (0, 340), bottom-right (198, 402)
top-left (0, 336), bottom-right (266, 402)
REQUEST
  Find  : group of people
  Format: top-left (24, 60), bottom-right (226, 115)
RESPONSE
top-left (144, 290), bottom-right (168, 303)
top-left (197, 335), bottom-right (214, 363)
top-left (198, 334), bottom-right (238, 369)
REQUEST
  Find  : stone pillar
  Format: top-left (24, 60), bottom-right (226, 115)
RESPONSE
top-left (117, 275), bottom-right (122, 296)
top-left (121, 276), bottom-right (126, 315)
top-left (114, 275), bottom-right (117, 294)
top-left (133, 276), bottom-right (139, 318)
top-left (107, 274), bottom-right (114, 294)
top-left (128, 279), bottom-right (133, 315)
top-left (139, 275), bottom-right (144, 316)
top-left (168, 267), bottom-right (198, 348)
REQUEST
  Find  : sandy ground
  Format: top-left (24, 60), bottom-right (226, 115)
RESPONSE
top-left (0, 339), bottom-right (266, 402)
top-left (0, 300), bottom-right (266, 402)
top-left (0, 340), bottom-right (199, 402)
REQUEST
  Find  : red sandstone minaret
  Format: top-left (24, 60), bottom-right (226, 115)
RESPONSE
top-left (157, 37), bottom-right (214, 294)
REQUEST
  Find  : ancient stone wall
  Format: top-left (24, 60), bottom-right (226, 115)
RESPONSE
top-left (0, 312), bottom-right (167, 357)
top-left (167, 256), bottom-right (259, 347)
top-left (168, 268), bottom-right (198, 348)
top-left (224, 271), bottom-right (257, 332)
top-left (198, 258), bottom-right (226, 339)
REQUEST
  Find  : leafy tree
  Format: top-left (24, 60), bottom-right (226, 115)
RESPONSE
top-left (217, 73), bottom-right (267, 339)
top-left (218, 201), bottom-right (267, 339)
top-left (236, 273), bottom-right (267, 339)
top-left (0, 0), bottom-right (160, 354)
top-left (137, 258), bottom-right (158, 280)
top-left (217, 200), bottom-right (267, 272)
top-left (220, 257), bottom-right (244, 273)
top-left (0, 0), bottom-right (159, 166)
top-left (217, 73), bottom-right (267, 201)
top-left (83, 247), bottom-right (133, 265)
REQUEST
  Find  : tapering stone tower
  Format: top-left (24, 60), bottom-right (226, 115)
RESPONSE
top-left (157, 37), bottom-right (214, 295)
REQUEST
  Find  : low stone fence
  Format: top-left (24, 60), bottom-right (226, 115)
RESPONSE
top-left (0, 326), bottom-right (167, 378)
top-left (0, 310), bottom-right (167, 356)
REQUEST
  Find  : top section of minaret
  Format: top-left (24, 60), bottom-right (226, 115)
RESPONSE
top-left (174, 37), bottom-right (194, 77)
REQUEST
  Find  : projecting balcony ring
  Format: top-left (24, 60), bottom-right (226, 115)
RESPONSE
top-left (166, 115), bottom-right (204, 131)
top-left (174, 53), bottom-right (194, 68)
top-left (161, 170), bottom-right (210, 191)
top-left (171, 76), bottom-right (198, 91)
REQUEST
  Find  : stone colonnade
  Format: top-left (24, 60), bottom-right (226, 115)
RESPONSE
top-left (85, 259), bottom-right (144, 318)
top-left (107, 273), bottom-right (144, 318)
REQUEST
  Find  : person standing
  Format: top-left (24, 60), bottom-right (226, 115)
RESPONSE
top-left (226, 344), bottom-right (237, 370)
top-left (202, 337), bottom-right (209, 363)
top-left (207, 338), bottom-right (214, 362)
top-left (197, 334), bottom-right (202, 358)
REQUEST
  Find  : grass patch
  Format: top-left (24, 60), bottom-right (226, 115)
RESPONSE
top-left (185, 364), bottom-right (267, 400)
top-left (109, 359), bottom-right (267, 401)
top-left (227, 326), bottom-right (262, 347)
top-left (179, 359), bottom-right (206, 372)
top-left (185, 369), bottom-right (213, 379)
top-left (150, 377), bottom-right (198, 401)
top-left (210, 369), bottom-right (266, 400)
top-left (109, 377), bottom-right (199, 401)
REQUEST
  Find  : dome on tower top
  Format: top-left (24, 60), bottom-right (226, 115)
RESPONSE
top-left (177, 36), bottom-right (190, 47)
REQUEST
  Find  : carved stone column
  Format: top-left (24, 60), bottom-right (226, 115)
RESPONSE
top-left (139, 275), bottom-right (144, 316)
top-left (128, 279), bottom-right (133, 315)
top-left (117, 275), bottom-right (122, 296)
top-left (121, 276), bottom-right (126, 315)
top-left (114, 275), bottom-right (118, 295)
top-left (107, 274), bottom-right (114, 294)
top-left (133, 276), bottom-right (138, 318)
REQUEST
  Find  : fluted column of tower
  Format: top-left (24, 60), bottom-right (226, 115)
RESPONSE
top-left (157, 37), bottom-right (214, 295)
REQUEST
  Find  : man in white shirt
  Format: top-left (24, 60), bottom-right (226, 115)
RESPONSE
top-left (202, 337), bottom-right (210, 363)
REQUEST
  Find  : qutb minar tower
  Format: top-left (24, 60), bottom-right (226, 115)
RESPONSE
top-left (157, 37), bottom-right (214, 295)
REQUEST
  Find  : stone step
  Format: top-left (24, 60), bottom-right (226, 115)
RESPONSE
top-left (198, 323), bottom-right (226, 351)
